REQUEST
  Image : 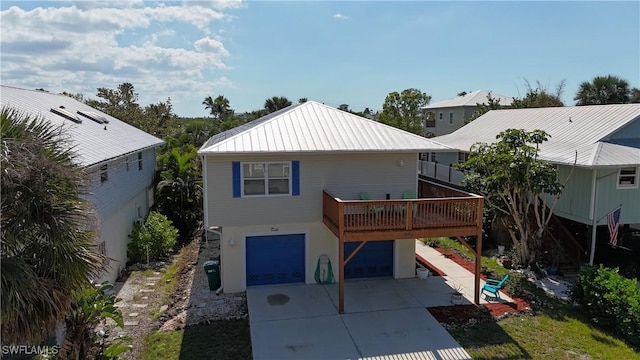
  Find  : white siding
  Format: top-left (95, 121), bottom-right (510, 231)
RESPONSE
top-left (205, 152), bottom-right (418, 227)
top-left (86, 148), bottom-right (156, 219)
top-left (96, 189), bottom-right (150, 283)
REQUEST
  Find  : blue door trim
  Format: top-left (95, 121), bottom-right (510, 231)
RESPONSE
top-left (246, 234), bottom-right (305, 286)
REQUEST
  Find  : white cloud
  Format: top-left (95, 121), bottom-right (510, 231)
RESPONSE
top-left (332, 13), bottom-right (349, 20)
top-left (0, 3), bottom-right (238, 114)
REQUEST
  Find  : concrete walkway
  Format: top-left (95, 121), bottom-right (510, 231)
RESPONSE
top-left (414, 240), bottom-right (514, 304)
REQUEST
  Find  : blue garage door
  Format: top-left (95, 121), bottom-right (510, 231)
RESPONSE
top-left (344, 240), bottom-right (394, 279)
top-left (246, 234), bottom-right (305, 286)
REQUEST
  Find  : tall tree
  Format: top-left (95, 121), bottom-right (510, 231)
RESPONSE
top-left (574, 75), bottom-right (631, 105)
top-left (144, 97), bottom-right (178, 139)
top-left (298, 97), bottom-right (308, 104)
top-left (457, 129), bottom-right (565, 267)
top-left (465, 93), bottom-right (507, 124)
top-left (631, 88), bottom-right (640, 103)
top-left (378, 88), bottom-right (431, 134)
top-left (512, 80), bottom-right (565, 108)
top-left (1, 108), bottom-right (104, 344)
top-left (86, 82), bottom-right (145, 128)
top-left (264, 96), bottom-right (292, 114)
top-left (155, 145), bottom-right (202, 238)
top-left (202, 95), bottom-right (232, 120)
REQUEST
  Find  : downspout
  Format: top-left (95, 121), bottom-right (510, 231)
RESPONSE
top-left (588, 169), bottom-right (598, 265)
top-left (201, 156), bottom-right (223, 294)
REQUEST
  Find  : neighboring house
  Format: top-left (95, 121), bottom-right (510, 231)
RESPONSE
top-left (427, 104), bottom-right (640, 263)
top-left (1, 86), bottom-right (164, 283)
top-left (422, 90), bottom-right (513, 137)
top-left (198, 101), bottom-right (485, 312)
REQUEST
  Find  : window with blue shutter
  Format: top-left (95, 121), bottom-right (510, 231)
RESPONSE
top-left (292, 160), bottom-right (300, 196)
top-left (232, 162), bottom-right (241, 198)
top-left (234, 161), bottom-right (300, 197)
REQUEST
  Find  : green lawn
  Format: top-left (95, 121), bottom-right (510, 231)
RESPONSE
top-left (141, 320), bottom-right (252, 360)
top-left (422, 237), bottom-right (640, 359)
top-left (450, 305), bottom-right (640, 359)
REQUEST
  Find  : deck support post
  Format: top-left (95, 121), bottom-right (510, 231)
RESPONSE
top-left (338, 203), bottom-right (345, 314)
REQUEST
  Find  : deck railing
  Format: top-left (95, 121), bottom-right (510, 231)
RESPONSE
top-left (322, 190), bottom-right (483, 235)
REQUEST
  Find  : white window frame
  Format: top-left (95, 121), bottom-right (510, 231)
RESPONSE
top-left (241, 161), bottom-right (292, 197)
top-left (430, 152), bottom-right (437, 162)
top-left (457, 152), bottom-right (468, 163)
top-left (617, 166), bottom-right (639, 189)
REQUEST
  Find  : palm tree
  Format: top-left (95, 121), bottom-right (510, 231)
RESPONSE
top-left (1, 107), bottom-right (104, 344)
top-left (264, 96), bottom-right (292, 114)
top-left (202, 95), bottom-right (231, 120)
top-left (155, 146), bottom-right (203, 237)
top-left (574, 75), bottom-right (631, 105)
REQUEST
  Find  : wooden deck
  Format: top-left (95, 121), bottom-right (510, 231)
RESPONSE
top-left (322, 190), bottom-right (484, 241)
top-left (322, 180), bottom-right (485, 313)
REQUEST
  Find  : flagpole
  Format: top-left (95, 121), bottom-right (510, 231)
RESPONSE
top-left (589, 203), bottom-right (623, 266)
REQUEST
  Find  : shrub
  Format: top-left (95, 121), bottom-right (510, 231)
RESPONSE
top-left (59, 282), bottom-right (131, 359)
top-left (128, 211), bottom-right (178, 263)
top-left (569, 265), bottom-right (640, 347)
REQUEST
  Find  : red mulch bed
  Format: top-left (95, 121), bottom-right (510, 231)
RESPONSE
top-left (425, 246), bottom-right (531, 325)
top-left (416, 254), bottom-right (446, 276)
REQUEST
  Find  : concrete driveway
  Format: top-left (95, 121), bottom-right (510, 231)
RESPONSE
top-left (247, 279), bottom-right (472, 360)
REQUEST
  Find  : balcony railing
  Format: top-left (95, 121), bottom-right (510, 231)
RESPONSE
top-left (322, 189), bottom-right (483, 240)
top-left (418, 161), bottom-right (466, 185)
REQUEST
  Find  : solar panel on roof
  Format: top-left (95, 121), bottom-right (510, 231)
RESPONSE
top-left (51, 106), bottom-right (82, 123)
top-left (77, 110), bottom-right (108, 124)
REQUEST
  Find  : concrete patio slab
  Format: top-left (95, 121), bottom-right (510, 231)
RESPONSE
top-left (250, 315), bottom-right (360, 360)
top-left (398, 278), bottom-right (473, 307)
top-left (343, 308), bottom-right (470, 359)
top-left (324, 278), bottom-right (422, 313)
top-left (247, 283), bottom-right (337, 322)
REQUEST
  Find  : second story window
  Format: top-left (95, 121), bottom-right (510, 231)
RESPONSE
top-left (618, 167), bottom-right (638, 189)
top-left (138, 153), bottom-right (143, 171)
top-left (439, 112), bottom-right (443, 120)
top-left (242, 162), bottom-right (291, 196)
top-left (458, 152), bottom-right (468, 163)
top-left (449, 112), bottom-right (454, 124)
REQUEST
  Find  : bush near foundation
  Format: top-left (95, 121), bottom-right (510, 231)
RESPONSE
top-left (569, 264), bottom-right (640, 347)
top-left (128, 211), bottom-right (178, 263)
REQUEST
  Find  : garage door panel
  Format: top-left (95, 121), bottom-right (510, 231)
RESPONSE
top-left (246, 234), bottom-right (305, 286)
top-left (344, 240), bottom-right (393, 279)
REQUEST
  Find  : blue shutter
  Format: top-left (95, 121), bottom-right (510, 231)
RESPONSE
top-left (232, 162), bottom-right (241, 198)
top-left (292, 160), bottom-right (300, 196)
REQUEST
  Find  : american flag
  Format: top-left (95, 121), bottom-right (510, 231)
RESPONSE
top-left (607, 206), bottom-right (622, 246)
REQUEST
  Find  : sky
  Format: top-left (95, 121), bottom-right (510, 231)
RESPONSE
top-left (1, 1), bottom-right (639, 118)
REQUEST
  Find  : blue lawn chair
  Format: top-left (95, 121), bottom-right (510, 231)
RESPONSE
top-left (481, 274), bottom-right (509, 300)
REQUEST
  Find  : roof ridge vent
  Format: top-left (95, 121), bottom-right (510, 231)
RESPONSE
top-left (77, 110), bottom-right (108, 124)
top-left (51, 106), bottom-right (82, 123)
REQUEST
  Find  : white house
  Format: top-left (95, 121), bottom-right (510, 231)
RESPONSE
top-left (428, 104), bottom-right (640, 267)
top-left (1, 85), bottom-right (164, 283)
top-left (198, 101), bottom-right (486, 311)
top-left (423, 90), bottom-right (513, 137)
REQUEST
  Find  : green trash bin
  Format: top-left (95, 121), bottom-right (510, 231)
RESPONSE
top-left (203, 260), bottom-right (220, 291)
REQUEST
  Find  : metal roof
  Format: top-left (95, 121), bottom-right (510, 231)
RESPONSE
top-left (1, 86), bottom-right (164, 167)
top-left (423, 90), bottom-right (514, 109)
top-left (433, 104), bottom-right (640, 168)
top-left (199, 101), bottom-right (453, 155)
